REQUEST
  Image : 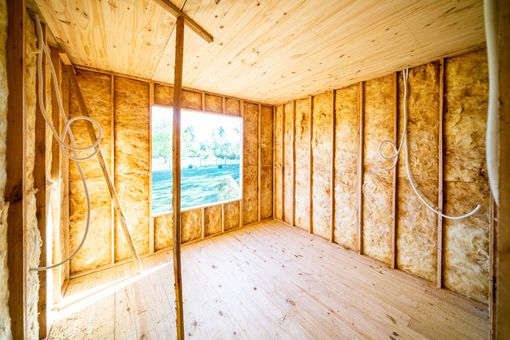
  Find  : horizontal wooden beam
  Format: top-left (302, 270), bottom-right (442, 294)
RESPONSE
top-left (153, 0), bottom-right (214, 43)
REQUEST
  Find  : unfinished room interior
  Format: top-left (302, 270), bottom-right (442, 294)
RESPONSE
top-left (0, 0), bottom-right (509, 339)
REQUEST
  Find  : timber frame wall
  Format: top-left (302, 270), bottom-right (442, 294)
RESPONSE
top-left (273, 47), bottom-right (494, 306)
top-left (50, 62), bottom-right (274, 283)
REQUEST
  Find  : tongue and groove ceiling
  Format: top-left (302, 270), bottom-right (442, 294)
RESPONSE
top-left (35, 0), bottom-right (484, 103)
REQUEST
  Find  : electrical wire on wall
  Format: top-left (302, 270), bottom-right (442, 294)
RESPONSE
top-left (31, 14), bottom-right (104, 271)
top-left (377, 68), bottom-right (480, 220)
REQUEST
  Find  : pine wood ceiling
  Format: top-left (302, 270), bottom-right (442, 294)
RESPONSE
top-left (36, 0), bottom-right (485, 103)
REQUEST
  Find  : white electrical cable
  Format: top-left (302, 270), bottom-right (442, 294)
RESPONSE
top-left (484, 0), bottom-right (499, 205)
top-left (31, 15), bottom-right (103, 271)
top-left (378, 68), bottom-right (480, 220)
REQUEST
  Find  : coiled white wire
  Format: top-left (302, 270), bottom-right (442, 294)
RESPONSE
top-left (377, 68), bottom-right (480, 220)
top-left (31, 15), bottom-right (103, 271)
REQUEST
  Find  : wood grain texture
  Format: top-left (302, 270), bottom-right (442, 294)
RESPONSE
top-left (114, 77), bottom-right (150, 261)
top-left (48, 221), bottom-right (489, 340)
top-left (333, 84), bottom-right (359, 250)
top-left (396, 64), bottom-right (439, 282)
top-left (362, 75), bottom-right (394, 264)
top-left (37, 0), bottom-right (484, 103)
top-left (312, 92), bottom-right (333, 239)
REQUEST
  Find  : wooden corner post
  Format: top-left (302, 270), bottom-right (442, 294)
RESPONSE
top-left (172, 15), bottom-right (185, 340)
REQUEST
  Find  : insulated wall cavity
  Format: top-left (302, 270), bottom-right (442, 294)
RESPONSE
top-left (274, 105), bottom-right (283, 220)
top-left (294, 98), bottom-right (311, 230)
top-left (243, 102), bottom-right (258, 224)
top-left (283, 103), bottom-right (294, 224)
top-left (260, 105), bottom-right (273, 220)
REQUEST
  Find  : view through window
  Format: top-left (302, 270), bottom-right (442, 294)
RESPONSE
top-left (151, 106), bottom-right (242, 214)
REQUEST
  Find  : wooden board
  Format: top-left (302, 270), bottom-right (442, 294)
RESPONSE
top-left (396, 64), bottom-right (439, 282)
top-left (243, 102), bottom-right (259, 224)
top-left (114, 77), bottom-right (150, 261)
top-left (362, 75), bottom-right (394, 264)
top-left (294, 98), bottom-right (311, 230)
top-left (37, 0), bottom-right (485, 103)
top-left (443, 50), bottom-right (490, 303)
top-left (260, 105), bottom-right (273, 219)
top-left (311, 92), bottom-right (333, 239)
top-left (333, 84), bottom-right (359, 250)
top-left (68, 69), bottom-right (113, 273)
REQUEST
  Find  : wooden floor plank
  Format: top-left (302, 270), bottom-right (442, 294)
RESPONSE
top-left (48, 220), bottom-right (489, 339)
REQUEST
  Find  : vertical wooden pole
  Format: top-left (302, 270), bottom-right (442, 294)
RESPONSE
top-left (35, 23), bottom-right (49, 338)
top-left (258, 103), bottom-right (261, 222)
top-left (309, 96), bottom-right (314, 234)
top-left (330, 91), bottom-right (336, 243)
top-left (149, 81), bottom-right (155, 254)
top-left (489, 195), bottom-right (495, 337)
top-left (281, 104), bottom-right (286, 223)
top-left (391, 72), bottom-right (399, 269)
top-left (111, 75), bottom-right (116, 263)
top-left (437, 58), bottom-right (445, 288)
top-left (357, 82), bottom-right (365, 254)
top-left (240, 100), bottom-right (244, 227)
top-left (61, 61), bottom-right (70, 282)
top-left (6, 1), bottom-right (28, 338)
top-left (292, 101), bottom-right (296, 227)
top-left (172, 15), bottom-right (185, 340)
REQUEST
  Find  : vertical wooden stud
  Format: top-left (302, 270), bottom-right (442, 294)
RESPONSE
top-left (171, 15), bottom-right (185, 340)
top-left (357, 82), bottom-right (365, 254)
top-left (330, 91), bottom-right (336, 243)
top-left (437, 58), bottom-right (445, 288)
top-left (6, 1), bottom-right (28, 337)
top-left (149, 81), bottom-right (155, 254)
top-left (282, 104), bottom-right (286, 223)
top-left (309, 96), bottom-right (314, 234)
top-left (34, 22), bottom-right (51, 339)
top-left (272, 106), bottom-right (276, 219)
top-left (391, 72), bottom-right (399, 269)
top-left (258, 103), bottom-right (261, 222)
top-left (240, 100), bottom-right (244, 227)
top-left (292, 101), bottom-right (296, 227)
top-left (111, 75), bottom-right (116, 263)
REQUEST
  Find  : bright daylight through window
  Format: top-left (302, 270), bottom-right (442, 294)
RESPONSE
top-left (151, 106), bottom-right (242, 214)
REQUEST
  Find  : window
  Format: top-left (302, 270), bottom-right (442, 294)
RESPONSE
top-left (151, 106), bottom-right (242, 215)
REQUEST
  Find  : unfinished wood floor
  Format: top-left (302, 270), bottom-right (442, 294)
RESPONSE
top-left (48, 220), bottom-right (489, 339)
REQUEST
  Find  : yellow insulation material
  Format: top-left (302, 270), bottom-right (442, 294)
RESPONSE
top-left (182, 89), bottom-right (202, 111)
top-left (334, 85), bottom-right (359, 249)
top-left (182, 209), bottom-right (202, 243)
top-left (362, 75), bottom-right (394, 264)
top-left (154, 84), bottom-right (173, 107)
top-left (283, 103), bottom-right (293, 224)
top-left (294, 98), bottom-right (310, 230)
top-left (204, 94), bottom-right (222, 113)
top-left (225, 98), bottom-right (240, 115)
top-left (68, 70), bottom-right (112, 273)
top-left (204, 205), bottom-right (222, 236)
top-left (114, 77), bottom-right (150, 260)
top-left (260, 105), bottom-right (273, 219)
top-left (154, 214), bottom-right (173, 251)
top-left (243, 102), bottom-right (258, 224)
top-left (396, 64), bottom-right (439, 281)
top-left (224, 201), bottom-right (240, 230)
top-left (312, 92), bottom-right (332, 239)
top-left (274, 105), bottom-right (283, 220)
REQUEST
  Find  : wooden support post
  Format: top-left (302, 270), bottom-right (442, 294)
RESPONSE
top-left (61, 58), bottom-right (70, 282)
top-left (149, 81), bottom-right (155, 254)
top-left (111, 75), bottom-right (116, 263)
top-left (292, 101), bottom-right (296, 227)
top-left (258, 103), bottom-right (261, 222)
top-left (437, 58), bottom-right (445, 288)
top-left (61, 61), bottom-right (143, 270)
top-left (330, 91), bottom-right (336, 243)
top-left (357, 82), bottom-right (365, 254)
top-left (240, 100), bottom-right (245, 227)
top-left (281, 104), bottom-right (286, 223)
top-left (35, 22), bottom-right (50, 338)
top-left (391, 72), bottom-right (398, 269)
top-left (6, 1), bottom-right (29, 337)
top-left (172, 16), bottom-right (185, 340)
top-left (489, 195), bottom-right (495, 336)
top-left (309, 96), bottom-right (314, 234)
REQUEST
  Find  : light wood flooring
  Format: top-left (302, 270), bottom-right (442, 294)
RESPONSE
top-left (48, 220), bottom-right (489, 339)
